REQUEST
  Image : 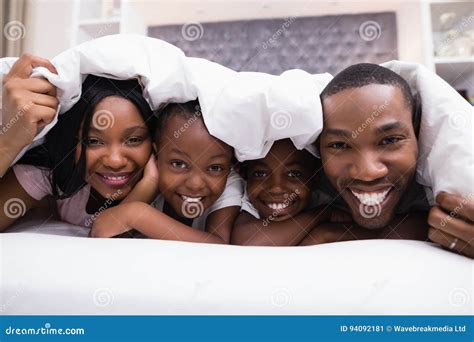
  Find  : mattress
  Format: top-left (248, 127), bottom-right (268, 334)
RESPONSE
top-left (1, 213), bottom-right (472, 315)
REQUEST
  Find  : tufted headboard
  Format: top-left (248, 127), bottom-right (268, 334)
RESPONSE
top-left (148, 12), bottom-right (398, 75)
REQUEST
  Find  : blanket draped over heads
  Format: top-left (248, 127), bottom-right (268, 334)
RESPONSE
top-left (0, 34), bottom-right (472, 200)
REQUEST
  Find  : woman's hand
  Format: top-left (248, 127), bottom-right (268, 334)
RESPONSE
top-left (428, 192), bottom-right (474, 258)
top-left (1, 54), bottom-right (58, 176)
top-left (90, 203), bottom-right (134, 238)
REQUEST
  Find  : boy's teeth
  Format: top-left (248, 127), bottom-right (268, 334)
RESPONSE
top-left (350, 188), bottom-right (391, 206)
top-left (181, 195), bottom-right (202, 202)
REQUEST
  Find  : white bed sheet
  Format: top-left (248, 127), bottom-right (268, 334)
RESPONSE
top-left (1, 216), bottom-right (472, 315)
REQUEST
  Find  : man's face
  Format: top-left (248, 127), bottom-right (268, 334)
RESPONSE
top-left (319, 84), bottom-right (418, 229)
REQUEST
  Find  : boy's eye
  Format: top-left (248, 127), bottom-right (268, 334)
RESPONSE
top-left (208, 165), bottom-right (224, 172)
top-left (86, 137), bottom-right (103, 146)
top-left (328, 142), bottom-right (349, 150)
top-left (288, 170), bottom-right (302, 178)
top-left (380, 136), bottom-right (403, 145)
top-left (171, 160), bottom-right (187, 169)
top-left (252, 170), bottom-right (267, 177)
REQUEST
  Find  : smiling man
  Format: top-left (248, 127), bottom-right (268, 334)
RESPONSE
top-left (310, 63), bottom-right (474, 258)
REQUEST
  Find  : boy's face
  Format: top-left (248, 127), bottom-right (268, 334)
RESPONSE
top-left (246, 139), bottom-right (316, 221)
top-left (319, 84), bottom-right (418, 229)
top-left (155, 115), bottom-right (233, 218)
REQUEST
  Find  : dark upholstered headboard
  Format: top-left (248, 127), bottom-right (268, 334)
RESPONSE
top-left (148, 12), bottom-right (398, 75)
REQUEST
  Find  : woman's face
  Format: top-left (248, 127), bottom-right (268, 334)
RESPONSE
top-left (75, 96), bottom-right (152, 200)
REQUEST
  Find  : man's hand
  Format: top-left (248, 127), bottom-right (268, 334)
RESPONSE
top-left (428, 192), bottom-right (474, 258)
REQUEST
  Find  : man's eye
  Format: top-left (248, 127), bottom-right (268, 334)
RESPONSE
top-left (288, 170), bottom-right (302, 178)
top-left (252, 170), bottom-right (267, 177)
top-left (86, 137), bottom-right (102, 146)
top-left (381, 136), bottom-right (403, 145)
top-left (328, 142), bottom-right (348, 149)
top-left (171, 161), bottom-right (187, 169)
top-left (209, 165), bottom-right (224, 172)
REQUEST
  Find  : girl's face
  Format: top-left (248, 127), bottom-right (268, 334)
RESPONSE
top-left (155, 115), bottom-right (233, 218)
top-left (75, 96), bottom-right (152, 200)
top-left (245, 139), bottom-right (316, 221)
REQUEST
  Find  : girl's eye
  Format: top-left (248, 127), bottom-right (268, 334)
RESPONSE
top-left (252, 170), bottom-right (267, 177)
top-left (209, 165), bottom-right (224, 172)
top-left (328, 142), bottom-right (349, 150)
top-left (381, 136), bottom-right (403, 145)
top-left (171, 160), bottom-right (187, 169)
top-left (125, 136), bottom-right (144, 145)
top-left (86, 137), bottom-right (103, 146)
top-left (288, 170), bottom-right (302, 178)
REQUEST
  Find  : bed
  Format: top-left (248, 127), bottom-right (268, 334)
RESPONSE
top-left (1, 210), bottom-right (472, 315)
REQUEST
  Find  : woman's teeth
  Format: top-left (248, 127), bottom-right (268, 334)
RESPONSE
top-left (102, 175), bottom-right (127, 181)
top-left (181, 195), bottom-right (203, 202)
top-left (350, 188), bottom-right (391, 206)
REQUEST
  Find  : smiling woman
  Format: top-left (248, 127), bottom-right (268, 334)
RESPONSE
top-left (0, 72), bottom-right (157, 231)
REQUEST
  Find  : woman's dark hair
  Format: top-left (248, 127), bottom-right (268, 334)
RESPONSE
top-left (19, 75), bottom-right (156, 199)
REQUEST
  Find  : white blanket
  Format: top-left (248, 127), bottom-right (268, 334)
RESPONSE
top-left (1, 217), bottom-right (472, 315)
top-left (1, 34), bottom-right (472, 199)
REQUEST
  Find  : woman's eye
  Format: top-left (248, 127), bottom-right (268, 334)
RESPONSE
top-left (171, 161), bottom-right (187, 169)
top-left (288, 170), bottom-right (302, 178)
top-left (125, 136), bottom-right (144, 145)
top-left (86, 137), bottom-right (102, 146)
top-left (252, 170), bottom-right (267, 177)
top-left (381, 136), bottom-right (403, 145)
top-left (328, 142), bottom-right (349, 150)
top-left (209, 165), bottom-right (224, 172)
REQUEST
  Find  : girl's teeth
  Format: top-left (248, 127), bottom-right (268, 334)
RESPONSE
top-left (266, 202), bottom-right (290, 210)
top-left (350, 188), bottom-right (391, 206)
top-left (181, 195), bottom-right (202, 202)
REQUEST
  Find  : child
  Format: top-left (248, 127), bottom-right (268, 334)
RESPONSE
top-left (0, 74), bottom-right (158, 231)
top-left (91, 100), bottom-right (244, 244)
top-left (232, 138), bottom-right (330, 246)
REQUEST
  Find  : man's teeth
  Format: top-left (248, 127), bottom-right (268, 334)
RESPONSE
top-left (350, 188), bottom-right (391, 206)
top-left (266, 202), bottom-right (291, 210)
top-left (181, 195), bottom-right (203, 202)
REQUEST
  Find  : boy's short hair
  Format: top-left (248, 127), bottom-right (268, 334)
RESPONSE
top-left (320, 63), bottom-right (420, 134)
top-left (154, 99), bottom-right (203, 143)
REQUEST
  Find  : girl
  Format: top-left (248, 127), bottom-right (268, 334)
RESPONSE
top-left (0, 71), bottom-right (158, 231)
top-left (91, 100), bottom-right (244, 244)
